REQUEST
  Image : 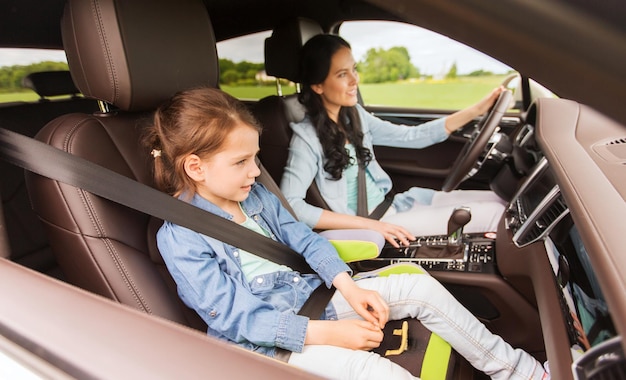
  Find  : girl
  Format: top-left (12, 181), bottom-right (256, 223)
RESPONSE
top-left (146, 87), bottom-right (547, 379)
top-left (280, 34), bottom-right (507, 247)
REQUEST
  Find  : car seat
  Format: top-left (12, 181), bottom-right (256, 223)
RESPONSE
top-left (25, 0), bottom-right (220, 330)
top-left (22, 71), bottom-right (81, 101)
top-left (1, 70), bottom-right (99, 278)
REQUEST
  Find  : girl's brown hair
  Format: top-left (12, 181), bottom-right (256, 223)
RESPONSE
top-left (144, 87), bottom-right (262, 198)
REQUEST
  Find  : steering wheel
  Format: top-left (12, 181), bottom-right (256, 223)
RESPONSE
top-left (441, 89), bottom-right (512, 192)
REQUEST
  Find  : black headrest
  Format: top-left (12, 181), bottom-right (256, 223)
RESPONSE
top-left (61, 0), bottom-right (219, 112)
top-left (264, 18), bottom-right (323, 83)
top-left (22, 71), bottom-right (80, 99)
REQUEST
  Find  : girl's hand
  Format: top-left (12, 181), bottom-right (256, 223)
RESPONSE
top-left (305, 319), bottom-right (384, 350)
top-left (362, 218), bottom-right (415, 248)
top-left (344, 286), bottom-right (390, 329)
top-left (333, 272), bottom-right (389, 328)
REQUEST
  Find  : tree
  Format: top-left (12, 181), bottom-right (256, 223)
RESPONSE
top-left (218, 59), bottom-right (264, 85)
top-left (468, 69), bottom-right (493, 77)
top-left (358, 46), bottom-right (419, 83)
top-left (221, 69), bottom-right (240, 85)
top-left (446, 62), bottom-right (458, 79)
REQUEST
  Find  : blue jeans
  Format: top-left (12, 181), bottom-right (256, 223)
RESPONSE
top-left (289, 273), bottom-right (545, 380)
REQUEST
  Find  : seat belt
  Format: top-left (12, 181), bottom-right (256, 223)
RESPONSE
top-left (0, 127), bottom-right (334, 360)
top-left (356, 163), bottom-right (394, 220)
top-left (368, 190), bottom-right (395, 220)
top-left (356, 162), bottom-right (368, 217)
top-left (0, 127), bottom-right (311, 273)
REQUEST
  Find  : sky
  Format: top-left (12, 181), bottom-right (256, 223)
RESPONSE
top-left (341, 21), bottom-right (511, 75)
top-left (0, 48), bottom-right (67, 68)
top-left (1, 21), bottom-right (511, 76)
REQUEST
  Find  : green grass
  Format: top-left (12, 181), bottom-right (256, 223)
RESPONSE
top-left (220, 85), bottom-right (297, 100)
top-left (1, 75), bottom-right (506, 110)
top-left (223, 75), bottom-right (506, 109)
top-left (0, 91), bottom-right (41, 103)
top-left (359, 75), bottom-right (507, 109)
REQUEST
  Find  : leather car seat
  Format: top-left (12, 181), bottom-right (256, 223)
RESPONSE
top-left (25, 0), bottom-right (221, 330)
top-left (1, 70), bottom-right (99, 279)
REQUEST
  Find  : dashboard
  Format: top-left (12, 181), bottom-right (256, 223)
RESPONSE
top-left (368, 98), bottom-right (626, 379)
top-left (516, 98), bottom-right (625, 379)
top-left (506, 152), bottom-right (617, 364)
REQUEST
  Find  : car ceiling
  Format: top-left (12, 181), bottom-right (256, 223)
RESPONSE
top-left (0, 0), bottom-right (398, 49)
top-left (1, 0), bottom-right (624, 49)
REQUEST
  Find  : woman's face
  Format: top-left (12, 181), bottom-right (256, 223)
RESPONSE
top-left (311, 46), bottom-right (359, 121)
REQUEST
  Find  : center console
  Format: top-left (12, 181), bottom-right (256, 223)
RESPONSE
top-left (372, 233), bottom-right (497, 274)
top-left (358, 202), bottom-right (499, 274)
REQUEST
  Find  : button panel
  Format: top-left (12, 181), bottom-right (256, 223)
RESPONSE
top-left (369, 233), bottom-right (497, 274)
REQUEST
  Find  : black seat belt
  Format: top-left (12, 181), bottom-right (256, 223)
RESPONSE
top-left (357, 163), bottom-right (394, 220)
top-left (0, 127), bottom-right (309, 272)
top-left (0, 127), bottom-right (334, 360)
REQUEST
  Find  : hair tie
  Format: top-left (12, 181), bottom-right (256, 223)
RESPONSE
top-left (151, 149), bottom-right (162, 158)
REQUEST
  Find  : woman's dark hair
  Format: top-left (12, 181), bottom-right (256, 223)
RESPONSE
top-left (298, 34), bottom-right (372, 180)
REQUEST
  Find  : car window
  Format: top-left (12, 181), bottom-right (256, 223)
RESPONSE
top-left (0, 48), bottom-right (68, 104)
top-left (216, 31), bottom-right (297, 101)
top-left (339, 21), bottom-right (522, 110)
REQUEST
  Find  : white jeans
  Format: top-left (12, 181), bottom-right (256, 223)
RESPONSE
top-left (288, 274), bottom-right (544, 380)
top-left (382, 190), bottom-right (507, 236)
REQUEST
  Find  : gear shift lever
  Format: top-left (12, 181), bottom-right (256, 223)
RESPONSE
top-left (447, 207), bottom-right (472, 246)
top-left (407, 207), bottom-right (471, 259)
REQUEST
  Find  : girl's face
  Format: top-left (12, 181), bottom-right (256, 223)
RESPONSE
top-left (185, 122), bottom-right (261, 211)
top-left (311, 46), bottom-right (359, 121)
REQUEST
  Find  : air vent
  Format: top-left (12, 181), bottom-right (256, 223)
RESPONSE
top-left (607, 137), bottom-right (626, 145)
top-left (593, 137), bottom-right (626, 163)
top-left (513, 186), bottom-right (569, 247)
top-left (515, 124), bottom-right (534, 145)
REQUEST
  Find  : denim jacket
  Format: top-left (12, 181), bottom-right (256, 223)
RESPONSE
top-left (157, 183), bottom-right (351, 357)
top-left (280, 104), bottom-right (449, 228)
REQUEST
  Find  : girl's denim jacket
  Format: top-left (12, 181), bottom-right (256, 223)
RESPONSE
top-left (157, 184), bottom-right (350, 357)
top-left (280, 104), bottom-right (449, 228)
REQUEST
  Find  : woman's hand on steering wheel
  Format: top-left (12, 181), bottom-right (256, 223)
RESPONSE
top-left (441, 88), bottom-right (513, 192)
top-left (474, 86), bottom-right (505, 115)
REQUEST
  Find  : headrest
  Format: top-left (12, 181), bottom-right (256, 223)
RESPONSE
top-left (22, 71), bottom-right (80, 99)
top-left (61, 0), bottom-right (219, 112)
top-left (264, 18), bottom-right (323, 83)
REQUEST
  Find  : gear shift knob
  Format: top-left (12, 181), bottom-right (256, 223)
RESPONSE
top-left (447, 207), bottom-right (472, 246)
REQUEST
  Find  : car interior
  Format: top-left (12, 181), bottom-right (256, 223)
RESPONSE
top-left (1, 0), bottom-right (625, 379)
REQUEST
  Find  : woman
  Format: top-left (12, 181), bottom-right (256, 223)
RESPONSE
top-left (280, 34), bottom-right (507, 247)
